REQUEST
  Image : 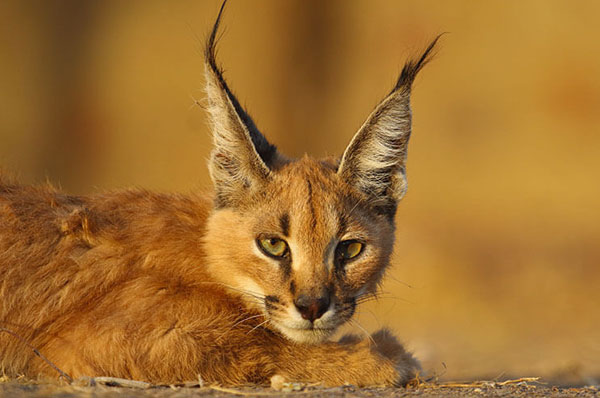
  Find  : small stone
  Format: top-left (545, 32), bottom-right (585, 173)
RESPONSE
top-left (270, 374), bottom-right (286, 391)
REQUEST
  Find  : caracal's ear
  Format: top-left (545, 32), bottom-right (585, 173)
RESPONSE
top-left (337, 36), bottom-right (442, 216)
top-left (205, 1), bottom-right (280, 207)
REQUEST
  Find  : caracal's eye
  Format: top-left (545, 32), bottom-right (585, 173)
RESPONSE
top-left (258, 237), bottom-right (288, 258)
top-left (337, 240), bottom-right (364, 260)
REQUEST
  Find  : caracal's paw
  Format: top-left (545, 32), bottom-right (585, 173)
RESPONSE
top-left (339, 328), bottom-right (421, 386)
top-left (370, 328), bottom-right (421, 385)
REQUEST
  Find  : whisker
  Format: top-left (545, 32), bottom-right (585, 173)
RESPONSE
top-left (372, 296), bottom-right (414, 305)
top-left (230, 314), bottom-right (265, 329)
top-left (246, 319), bottom-right (270, 335)
top-left (355, 296), bottom-right (384, 304)
top-left (355, 289), bottom-right (390, 298)
top-left (353, 308), bottom-right (382, 328)
top-left (355, 290), bottom-right (380, 299)
top-left (385, 274), bottom-right (416, 289)
top-left (355, 290), bottom-right (414, 305)
top-left (215, 314), bottom-right (266, 341)
top-left (354, 292), bottom-right (382, 304)
top-left (348, 319), bottom-right (376, 347)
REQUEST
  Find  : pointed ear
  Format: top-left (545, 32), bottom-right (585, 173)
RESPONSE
top-left (337, 36), bottom-right (441, 215)
top-left (204, 1), bottom-right (280, 207)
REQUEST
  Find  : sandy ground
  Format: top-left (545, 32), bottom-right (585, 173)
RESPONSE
top-left (1, 378), bottom-right (598, 398)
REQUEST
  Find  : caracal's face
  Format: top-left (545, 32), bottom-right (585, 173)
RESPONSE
top-left (205, 157), bottom-right (395, 344)
top-left (203, 0), bottom-right (432, 343)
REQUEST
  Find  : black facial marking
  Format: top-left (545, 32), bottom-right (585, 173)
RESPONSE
top-left (307, 180), bottom-right (317, 230)
top-left (280, 256), bottom-right (291, 280)
top-left (344, 298), bottom-right (357, 318)
top-left (265, 295), bottom-right (280, 311)
top-left (334, 258), bottom-right (347, 278)
top-left (289, 280), bottom-right (296, 295)
top-left (279, 213), bottom-right (290, 237)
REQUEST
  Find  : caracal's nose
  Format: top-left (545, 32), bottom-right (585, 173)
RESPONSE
top-left (294, 294), bottom-right (330, 322)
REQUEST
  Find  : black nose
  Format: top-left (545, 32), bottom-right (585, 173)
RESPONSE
top-left (294, 294), bottom-right (330, 322)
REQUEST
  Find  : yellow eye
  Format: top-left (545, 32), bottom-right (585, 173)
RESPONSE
top-left (338, 241), bottom-right (363, 260)
top-left (258, 237), bottom-right (288, 257)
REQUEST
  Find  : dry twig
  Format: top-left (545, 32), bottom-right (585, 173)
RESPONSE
top-left (414, 377), bottom-right (543, 389)
top-left (91, 376), bottom-right (152, 389)
top-left (0, 327), bottom-right (73, 383)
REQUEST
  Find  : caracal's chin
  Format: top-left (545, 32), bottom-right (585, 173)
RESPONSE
top-left (272, 322), bottom-right (337, 344)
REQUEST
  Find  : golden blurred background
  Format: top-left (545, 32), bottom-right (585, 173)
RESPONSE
top-left (1, 0), bottom-right (599, 385)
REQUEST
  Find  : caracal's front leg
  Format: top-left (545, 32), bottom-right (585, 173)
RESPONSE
top-left (273, 329), bottom-right (420, 387)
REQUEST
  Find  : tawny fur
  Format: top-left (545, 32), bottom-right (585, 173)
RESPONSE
top-left (0, 2), bottom-right (437, 387)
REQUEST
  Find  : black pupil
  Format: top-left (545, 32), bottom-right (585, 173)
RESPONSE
top-left (343, 244), bottom-right (352, 257)
top-left (339, 242), bottom-right (354, 258)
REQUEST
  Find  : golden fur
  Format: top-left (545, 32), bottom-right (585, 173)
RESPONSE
top-left (0, 2), bottom-right (438, 387)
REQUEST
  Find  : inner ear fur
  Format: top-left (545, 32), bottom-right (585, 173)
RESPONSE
top-left (204, 1), bottom-right (282, 207)
top-left (338, 36), bottom-right (442, 216)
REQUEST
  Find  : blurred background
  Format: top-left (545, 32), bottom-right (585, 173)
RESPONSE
top-left (1, 0), bottom-right (599, 385)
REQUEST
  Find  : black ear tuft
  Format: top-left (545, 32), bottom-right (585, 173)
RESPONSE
top-left (394, 33), bottom-right (444, 92)
top-left (205, 0), bottom-right (278, 167)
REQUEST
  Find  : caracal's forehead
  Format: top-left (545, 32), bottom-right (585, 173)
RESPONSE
top-left (252, 157), bottom-right (377, 245)
top-left (272, 157), bottom-right (352, 204)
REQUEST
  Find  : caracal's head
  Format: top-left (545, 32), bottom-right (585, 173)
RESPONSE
top-left (203, 3), bottom-right (439, 344)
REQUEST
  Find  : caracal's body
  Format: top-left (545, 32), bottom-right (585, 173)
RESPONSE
top-left (0, 2), bottom-right (438, 386)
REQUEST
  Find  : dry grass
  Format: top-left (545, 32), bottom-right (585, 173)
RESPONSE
top-left (1, 375), bottom-right (598, 398)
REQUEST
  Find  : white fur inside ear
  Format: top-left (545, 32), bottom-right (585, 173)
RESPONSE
top-left (338, 91), bottom-right (412, 205)
top-left (204, 65), bottom-right (271, 205)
